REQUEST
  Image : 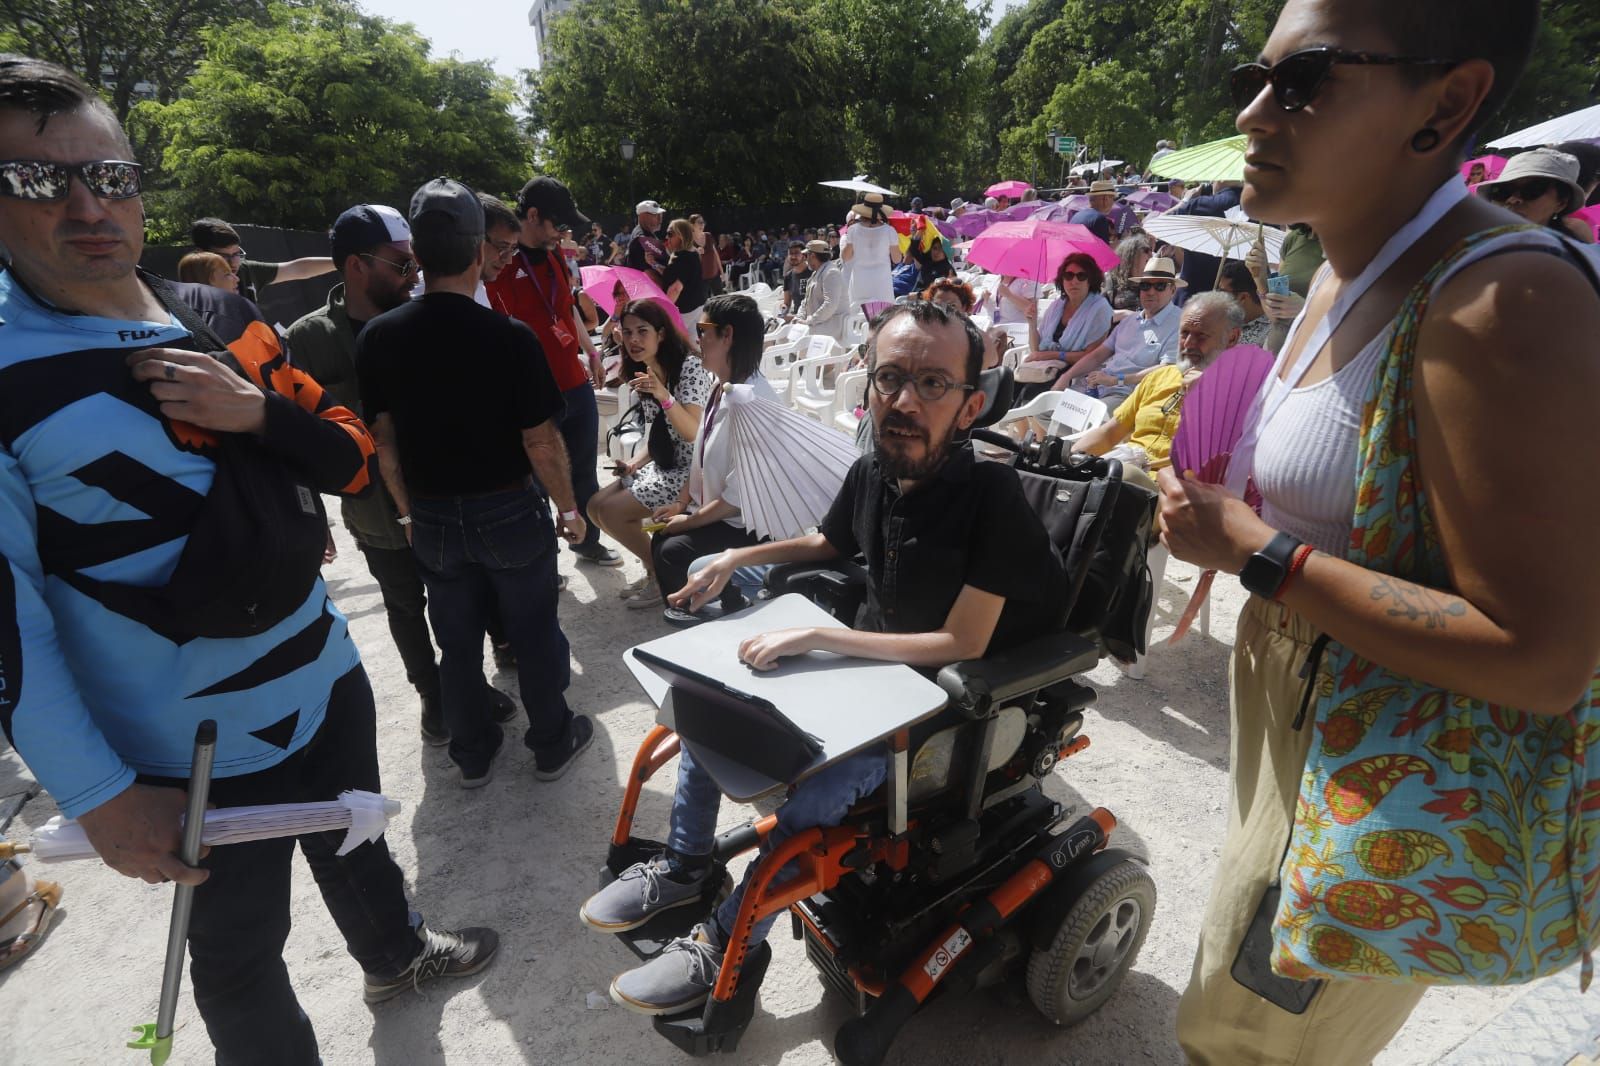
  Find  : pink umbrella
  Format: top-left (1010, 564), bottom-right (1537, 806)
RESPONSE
top-left (1461, 154), bottom-right (1508, 184)
top-left (965, 220), bottom-right (1118, 283)
top-left (578, 264), bottom-right (687, 334)
top-left (985, 180), bottom-right (1033, 200)
top-left (1571, 204), bottom-right (1600, 231)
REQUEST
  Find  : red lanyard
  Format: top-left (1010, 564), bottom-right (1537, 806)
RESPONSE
top-left (518, 249), bottom-right (564, 320)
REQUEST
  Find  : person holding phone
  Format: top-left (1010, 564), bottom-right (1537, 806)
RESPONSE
top-left (586, 299), bottom-right (710, 609)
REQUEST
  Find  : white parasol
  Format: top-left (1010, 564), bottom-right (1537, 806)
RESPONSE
top-left (26, 790), bottom-right (400, 862)
top-left (1487, 103), bottom-right (1600, 149)
top-left (724, 384), bottom-right (860, 542)
top-left (1071, 160), bottom-right (1124, 175)
top-left (819, 175), bottom-right (898, 196)
top-left (1144, 206), bottom-right (1285, 267)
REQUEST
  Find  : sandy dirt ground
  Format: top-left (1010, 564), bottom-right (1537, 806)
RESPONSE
top-left (0, 476), bottom-right (1549, 1065)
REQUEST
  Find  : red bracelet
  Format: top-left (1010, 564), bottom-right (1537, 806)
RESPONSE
top-left (1275, 544), bottom-right (1316, 600)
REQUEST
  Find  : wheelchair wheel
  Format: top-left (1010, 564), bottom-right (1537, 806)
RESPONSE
top-left (1025, 859), bottom-right (1155, 1027)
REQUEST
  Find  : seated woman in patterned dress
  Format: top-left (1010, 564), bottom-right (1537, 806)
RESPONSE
top-left (588, 299), bottom-right (712, 608)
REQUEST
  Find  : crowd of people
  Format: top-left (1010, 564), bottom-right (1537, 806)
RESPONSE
top-left (4, 0), bottom-right (1600, 1060)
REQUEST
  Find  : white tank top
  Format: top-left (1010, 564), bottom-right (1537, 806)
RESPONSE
top-left (1253, 228), bottom-right (1573, 557)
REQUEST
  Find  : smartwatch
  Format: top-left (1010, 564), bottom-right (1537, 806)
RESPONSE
top-left (1239, 531), bottom-right (1305, 600)
top-left (396, 514), bottom-right (413, 527)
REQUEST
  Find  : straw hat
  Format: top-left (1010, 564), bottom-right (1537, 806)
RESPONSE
top-left (1131, 257), bottom-right (1188, 288)
top-left (804, 239), bottom-right (831, 255)
top-left (1476, 148), bottom-right (1587, 214)
top-left (1087, 180), bottom-right (1119, 197)
top-left (849, 193), bottom-right (892, 221)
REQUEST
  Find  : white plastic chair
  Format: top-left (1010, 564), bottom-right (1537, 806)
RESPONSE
top-left (1124, 544), bottom-right (1210, 681)
top-left (787, 349), bottom-right (852, 422)
top-left (1045, 390), bottom-right (1110, 439)
top-left (760, 339), bottom-right (805, 403)
top-left (832, 368), bottom-right (870, 436)
top-left (749, 282), bottom-right (783, 319)
top-left (841, 311), bottom-right (868, 346)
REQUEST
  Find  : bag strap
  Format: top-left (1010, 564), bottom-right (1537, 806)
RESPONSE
top-left (140, 270), bottom-right (235, 360)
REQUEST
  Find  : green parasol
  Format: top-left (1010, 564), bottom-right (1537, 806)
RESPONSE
top-left (1148, 135), bottom-right (1248, 183)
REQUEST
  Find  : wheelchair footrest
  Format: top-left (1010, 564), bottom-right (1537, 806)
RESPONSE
top-left (654, 940), bottom-right (772, 1056)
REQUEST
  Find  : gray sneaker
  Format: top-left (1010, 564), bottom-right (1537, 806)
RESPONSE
top-left (609, 923), bottom-right (723, 1015)
top-left (579, 856), bottom-right (708, 932)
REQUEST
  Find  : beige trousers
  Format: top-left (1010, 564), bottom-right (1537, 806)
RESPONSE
top-left (1175, 597), bottom-right (1426, 1065)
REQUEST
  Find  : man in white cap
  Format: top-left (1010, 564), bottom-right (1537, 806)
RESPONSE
top-left (627, 198), bottom-right (667, 283)
top-left (1056, 255), bottom-right (1184, 407)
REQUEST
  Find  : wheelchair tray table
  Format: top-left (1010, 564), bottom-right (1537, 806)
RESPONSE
top-left (624, 594), bottom-right (949, 801)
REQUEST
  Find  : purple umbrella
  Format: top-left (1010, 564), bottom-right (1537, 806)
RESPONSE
top-left (1127, 189), bottom-right (1177, 212)
top-left (947, 209), bottom-right (1008, 239)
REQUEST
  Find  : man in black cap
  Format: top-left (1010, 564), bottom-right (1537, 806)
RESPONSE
top-left (487, 175), bottom-right (620, 570)
top-left (358, 178), bottom-right (595, 788)
top-left (288, 203), bottom-right (518, 745)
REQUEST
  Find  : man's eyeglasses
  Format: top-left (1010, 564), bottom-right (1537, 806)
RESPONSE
top-left (1230, 47), bottom-right (1457, 113)
top-left (1137, 281), bottom-right (1173, 293)
top-left (869, 367), bottom-right (975, 403)
top-left (360, 252), bottom-right (417, 279)
top-left (488, 238), bottom-right (517, 259)
top-left (1483, 178), bottom-right (1560, 204)
top-left (221, 248), bottom-right (247, 264)
top-left (0, 159), bottom-right (142, 201)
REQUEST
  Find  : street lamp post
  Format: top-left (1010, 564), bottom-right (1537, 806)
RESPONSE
top-left (1046, 128), bottom-right (1057, 191)
top-left (620, 135), bottom-right (636, 217)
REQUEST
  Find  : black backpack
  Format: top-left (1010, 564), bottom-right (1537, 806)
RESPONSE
top-left (124, 277), bottom-right (329, 639)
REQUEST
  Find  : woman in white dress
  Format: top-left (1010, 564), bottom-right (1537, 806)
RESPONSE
top-left (839, 193), bottom-right (901, 310)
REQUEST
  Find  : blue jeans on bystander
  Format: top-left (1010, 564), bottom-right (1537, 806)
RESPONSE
top-left (409, 488), bottom-right (572, 774)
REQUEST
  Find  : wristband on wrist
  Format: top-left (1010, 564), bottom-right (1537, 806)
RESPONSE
top-left (1276, 544), bottom-right (1316, 599)
top-left (559, 509), bottom-right (579, 521)
top-left (396, 514), bottom-right (412, 527)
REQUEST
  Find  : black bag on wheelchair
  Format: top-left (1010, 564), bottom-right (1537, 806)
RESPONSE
top-left (1003, 446), bottom-right (1158, 663)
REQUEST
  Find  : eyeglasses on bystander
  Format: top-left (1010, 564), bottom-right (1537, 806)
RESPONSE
top-left (868, 366), bottom-right (975, 403)
top-left (0, 159), bottom-right (142, 201)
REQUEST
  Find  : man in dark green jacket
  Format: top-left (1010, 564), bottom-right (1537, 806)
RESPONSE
top-left (287, 203), bottom-right (513, 743)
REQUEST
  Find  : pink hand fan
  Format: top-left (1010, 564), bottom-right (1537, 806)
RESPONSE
top-left (1165, 344), bottom-right (1276, 643)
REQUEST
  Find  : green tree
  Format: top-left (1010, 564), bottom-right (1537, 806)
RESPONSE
top-left (0, 0), bottom-right (268, 123)
top-left (1001, 60), bottom-right (1159, 181)
top-left (530, 0), bottom-right (849, 215)
top-left (134, 1), bottom-right (529, 234)
top-left (817, 0), bottom-right (991, 195)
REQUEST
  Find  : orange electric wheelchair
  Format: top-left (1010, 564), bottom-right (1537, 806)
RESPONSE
top-left (597, 370), bottom-right (1161, 1065)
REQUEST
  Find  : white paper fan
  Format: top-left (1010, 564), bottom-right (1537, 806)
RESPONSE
top-left (724, 384), bottom-right (861, 542)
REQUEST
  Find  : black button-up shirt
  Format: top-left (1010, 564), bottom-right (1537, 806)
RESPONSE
top-left (819, 444), bottom-right (1068, 655)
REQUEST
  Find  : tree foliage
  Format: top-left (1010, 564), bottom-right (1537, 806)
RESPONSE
top-left (134, 1), bottom-right (528, 236)
top-left (529, 0), bottom-right (990, 213)
top-left (0, 0), bottom-right (268, 123)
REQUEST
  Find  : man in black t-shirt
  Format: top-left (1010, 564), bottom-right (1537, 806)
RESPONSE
top-left (581, 302), bottom-right (1067, 1017)
top-left (357, 178), bottom-right (595, 788)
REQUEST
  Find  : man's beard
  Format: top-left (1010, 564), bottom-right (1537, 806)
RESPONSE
top-left (875, 409), bottom-right (961, 480)
top-left (367, 276), bottom-right (411, 313)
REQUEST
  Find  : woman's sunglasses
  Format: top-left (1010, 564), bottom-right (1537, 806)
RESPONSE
top-left (0, 159), bottom-right (142, 201)
top-left (1060, 270), bottom-right (1091, 283)
top-left (1483, 178), bottom-right (1560, 204)
top-left (1230, 48), bottom-right (1457, 113)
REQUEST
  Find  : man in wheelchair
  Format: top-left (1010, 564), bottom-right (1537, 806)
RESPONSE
top-left (580, 302), bottom-right (1070, 1015)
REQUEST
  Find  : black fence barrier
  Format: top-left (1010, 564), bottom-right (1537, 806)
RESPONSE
top-left (140, 224), bottom-right (340, 336)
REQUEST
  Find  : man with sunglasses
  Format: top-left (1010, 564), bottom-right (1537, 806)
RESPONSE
top-left (0, 56), bottom-right (498, 1061)
top-left (288, 201), bottom-right (519, 746)
top-left (190, 216), bottom-right (334, 305)
top-left (1057, 256), bottom-right (1185, 406)
top-left (580, 302), bottom-right (1066, 1016)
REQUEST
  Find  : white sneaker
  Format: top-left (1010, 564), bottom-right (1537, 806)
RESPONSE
top-left (624, 577), bottom-right (661, 610)
top-left (617, 574), bottom-right (652, 600)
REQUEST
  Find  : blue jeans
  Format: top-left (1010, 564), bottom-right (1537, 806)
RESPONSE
top-left (409, 489), bottom-right (572, 771)
top-left (665, 745), bottom-right (887, 944)
top-left (149, 667), bottom-right (422, 1066)
top-left (558, 382), bottom-right (602, 551)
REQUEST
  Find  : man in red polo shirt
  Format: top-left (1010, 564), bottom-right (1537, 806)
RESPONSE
top-left (487, 176), bottom-right (620, 567)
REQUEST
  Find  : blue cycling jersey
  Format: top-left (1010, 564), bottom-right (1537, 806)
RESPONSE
top-left (0, 270), bottom-right (362, 817)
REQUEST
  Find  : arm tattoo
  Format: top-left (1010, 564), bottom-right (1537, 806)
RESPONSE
top-left (1369, 575), bottom-right (1468, 630)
